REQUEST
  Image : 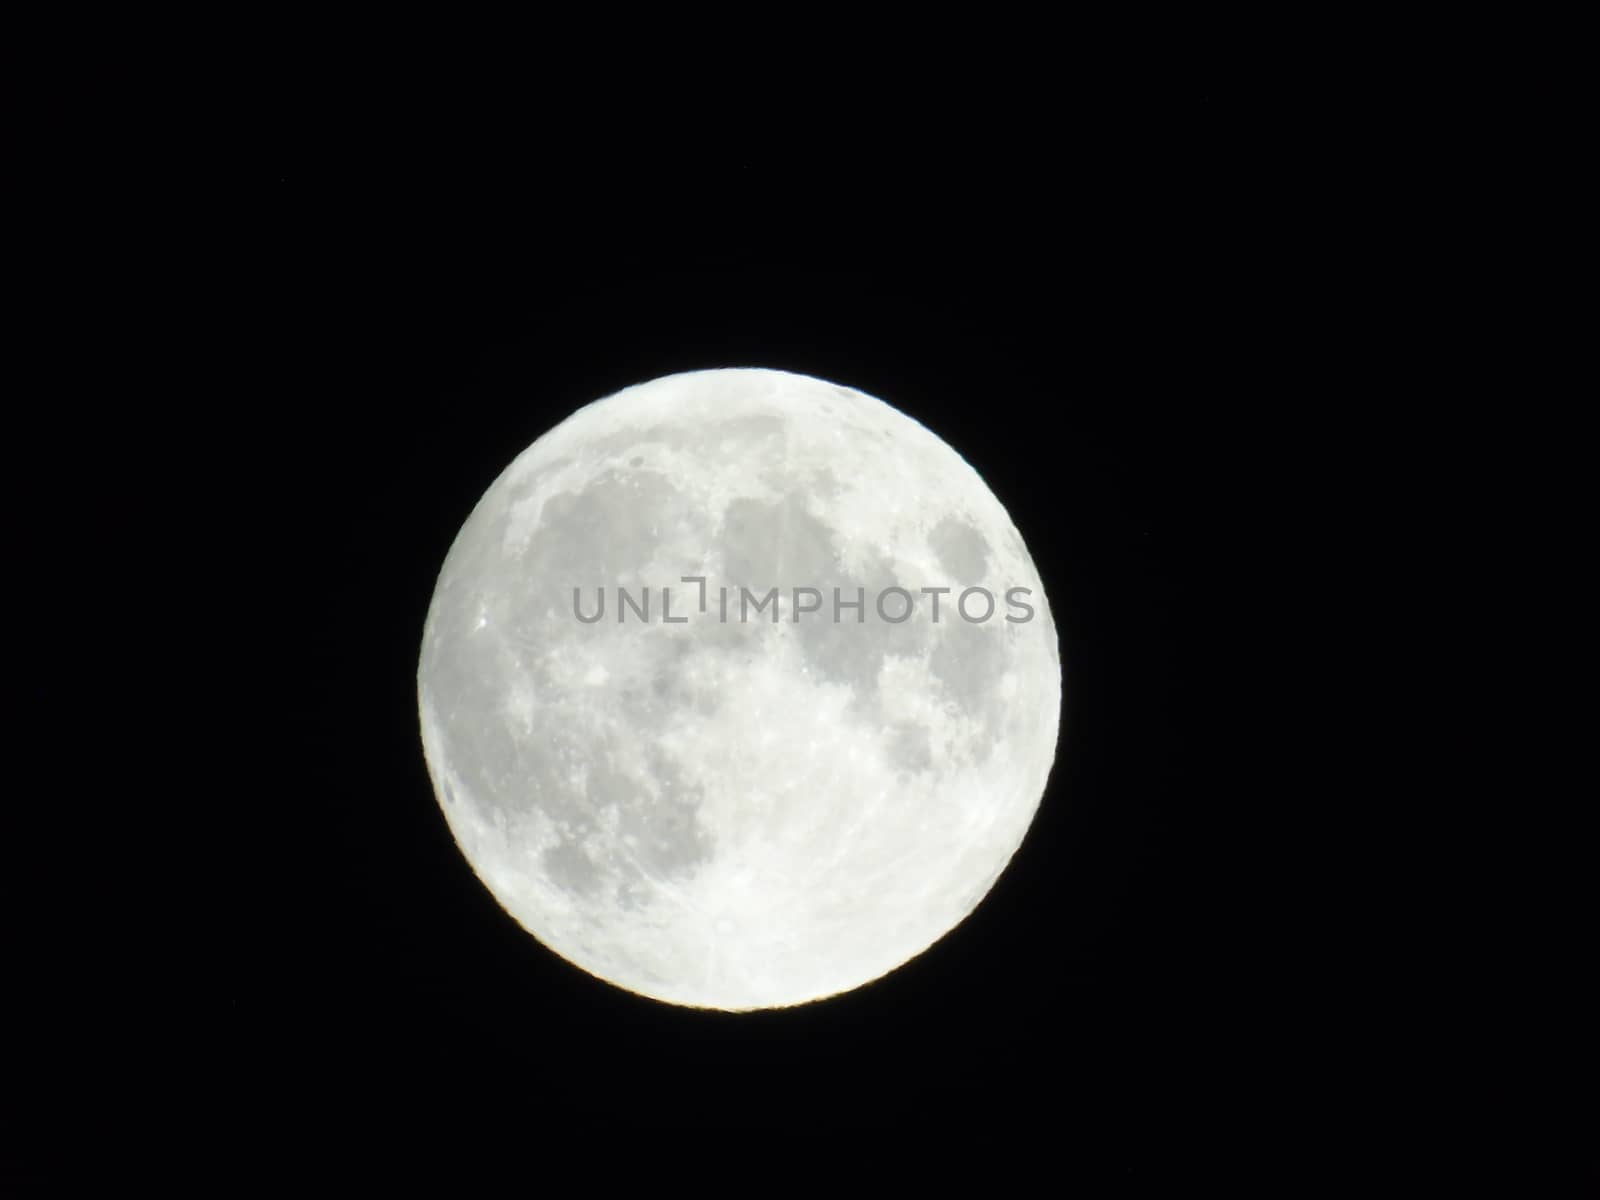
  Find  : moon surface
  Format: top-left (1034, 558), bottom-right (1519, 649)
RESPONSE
top-left (417, 368), bottom-right (1061, 1010)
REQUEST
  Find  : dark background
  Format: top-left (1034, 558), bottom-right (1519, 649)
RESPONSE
top-left (231, 103), bottom-right (1312, 1153)
top-left (241, 95), bottom-right (1316, 1155)
top-left (10, 73), bottom-right (1347, 1177)
top-left (17, 54), bottom-right (1589, 1186)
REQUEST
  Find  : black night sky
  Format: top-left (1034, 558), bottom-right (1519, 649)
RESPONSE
top-left (10, 73), bottom-right (1364, 1180)
top-left (236, 97), bottom-right (1314, 1159)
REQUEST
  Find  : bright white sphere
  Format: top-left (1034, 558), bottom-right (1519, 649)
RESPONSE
top-left (418, 368), bottom-right (1061, 1009)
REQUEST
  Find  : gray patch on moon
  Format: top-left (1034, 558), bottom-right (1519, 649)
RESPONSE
top-left (928, 622), bottom-right (1011, 759)
top-left (700, 489), bottom-right (938, 701)
top-left (543, 841), bottom-right (602, 898)
top-left (619, 635), bottom-right (719, 723)
top-left (586, 413), bottom-right (788, 462)
top-left (441, 701), bottom-right (527, 816)
top-left (928, 516), bottom-right (991, 583)
top-left (886, 721), bottom-right (933, 773)
top-left (718, 493), bottom-right (839, 589)
top-left (523, 468), bottom-right (694, 603)
top-left (494, 727), bottom-right (601, 830)
top-left (929, 621), bottom-right (1009, 702)
top-left (486, 719), bottom-right (716, 903)
top-left (587, 751), bottom-right (713, 883)
top-left (793, 550), bottom-right (931, 698)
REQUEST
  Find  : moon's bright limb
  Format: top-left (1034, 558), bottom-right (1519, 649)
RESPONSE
top-left (417, 368), bottom-right (1061, 1010)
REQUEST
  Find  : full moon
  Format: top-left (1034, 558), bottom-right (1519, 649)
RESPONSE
top-left (417, 368), bottom-right (1061, 1010)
